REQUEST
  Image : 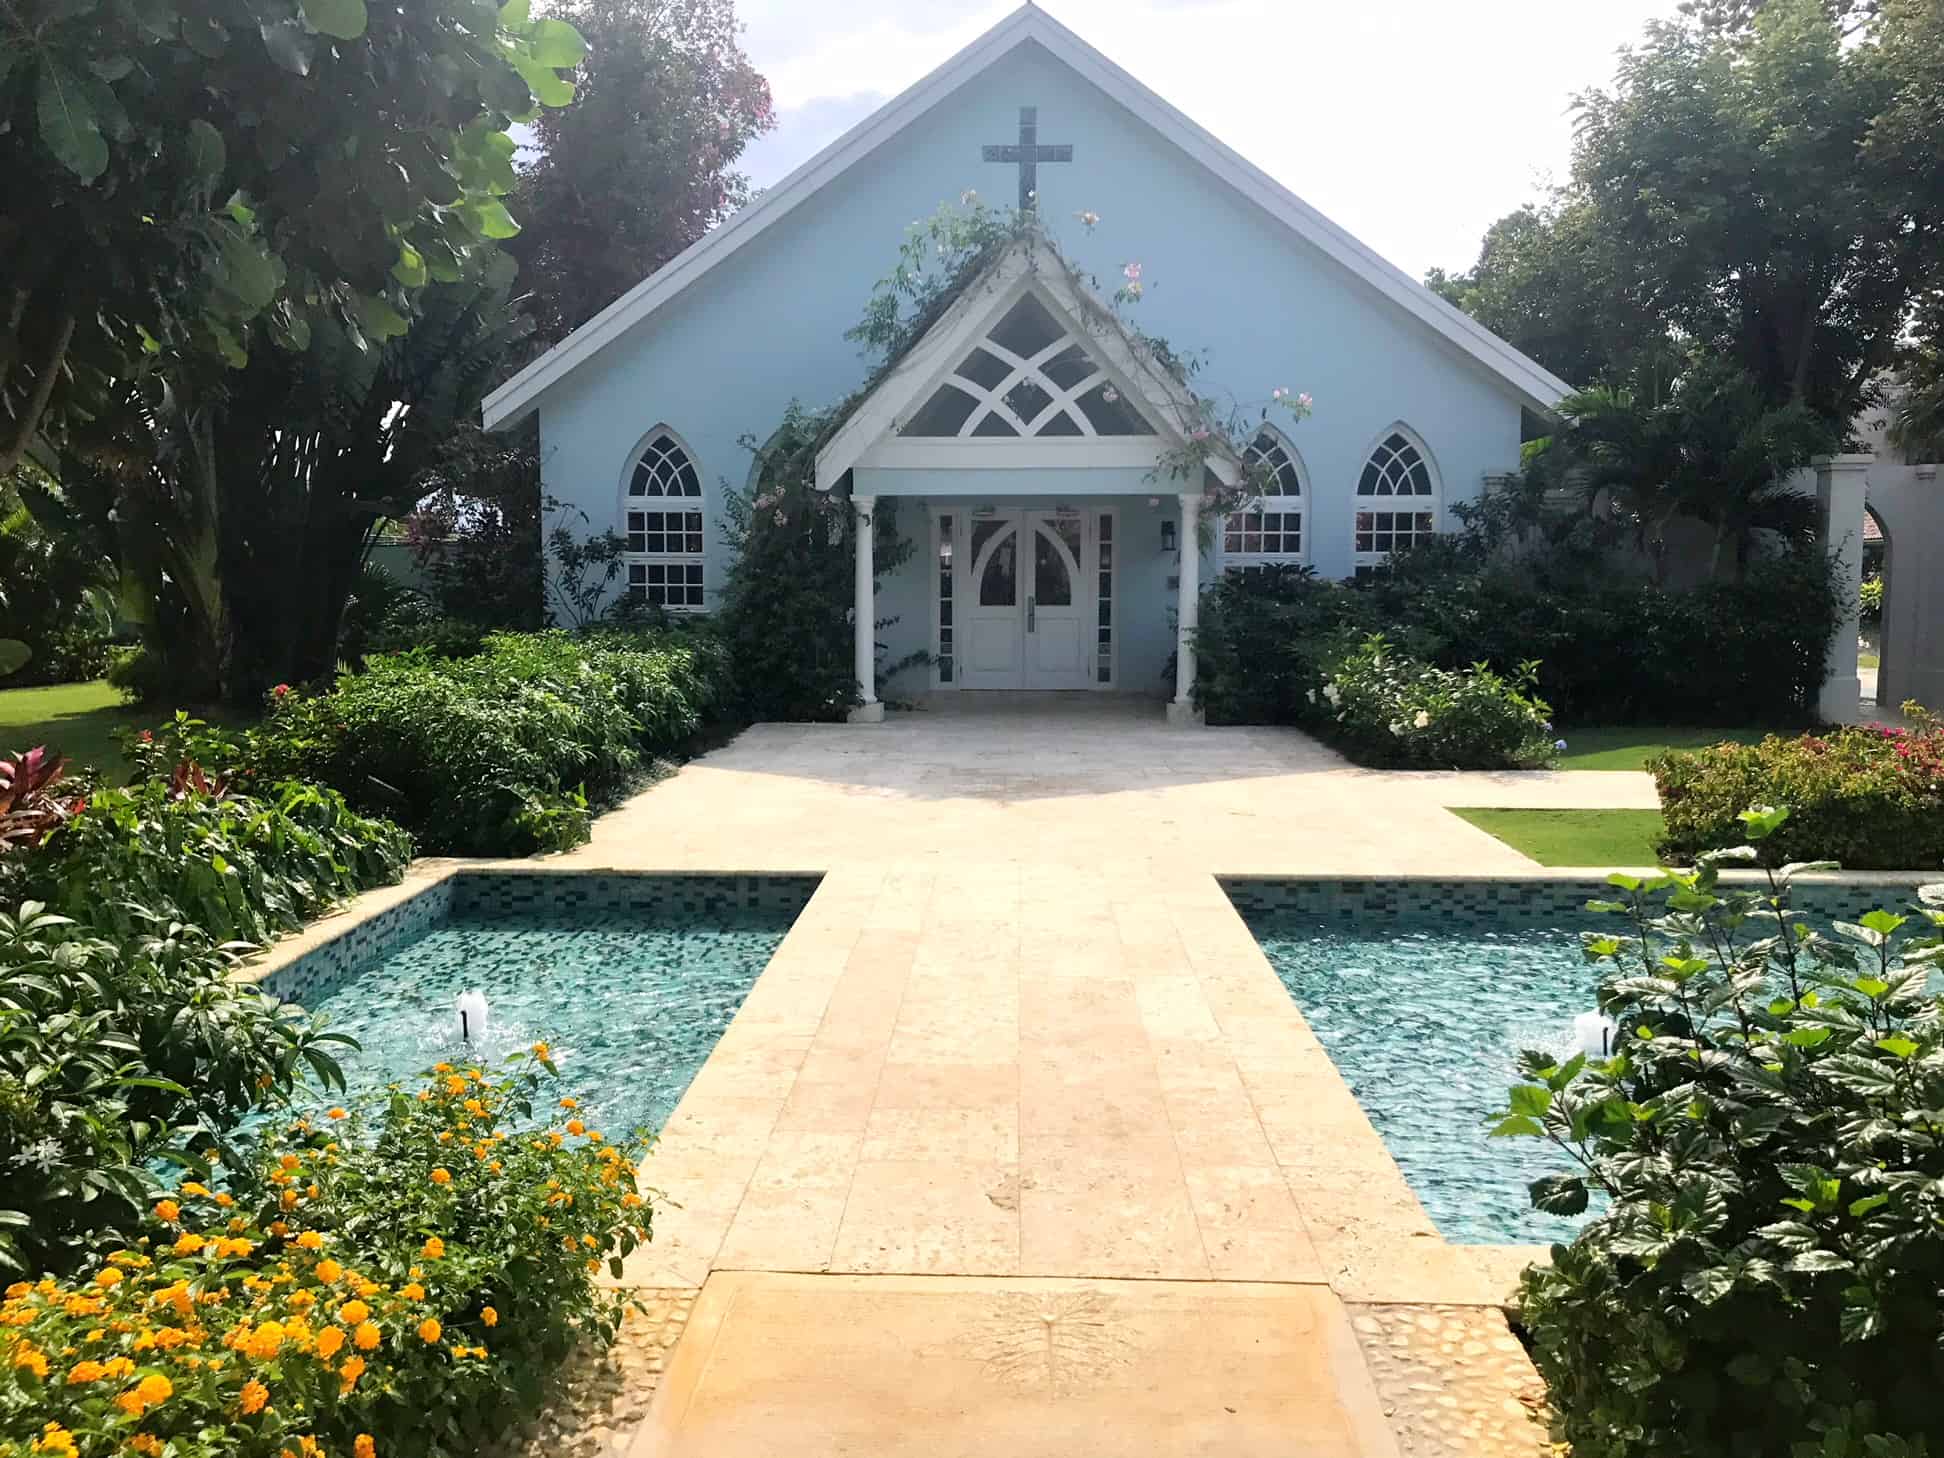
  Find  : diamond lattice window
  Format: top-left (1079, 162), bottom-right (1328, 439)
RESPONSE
top-left (624, 431), bottom-right (706, 611)
top-left (1223, 429), bottom-right (1305, 570)
top-left (900, 293), bottom-right (1156, 439)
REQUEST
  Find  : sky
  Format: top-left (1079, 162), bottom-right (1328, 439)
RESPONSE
top-left (731, 0), bottom-right (1685, 282)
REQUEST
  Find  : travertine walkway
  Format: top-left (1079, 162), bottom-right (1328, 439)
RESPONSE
top-left (506, 698), bottom-right (1640, 1456)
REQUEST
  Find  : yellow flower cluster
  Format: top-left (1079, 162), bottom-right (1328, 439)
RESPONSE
top-left (2, 1059), bottom-right (652, 1458)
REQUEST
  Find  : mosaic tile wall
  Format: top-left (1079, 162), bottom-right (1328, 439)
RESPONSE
top-left (263, 872), bottom-right (821, 1006)
top-left (1220, 876), bottom-right (1916, 930)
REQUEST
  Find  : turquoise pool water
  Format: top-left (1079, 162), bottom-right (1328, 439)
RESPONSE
top-left (1244, 913), bottom-right (1598, 1245)
top-left (280, 879), bottom-right (811, 1141)
top-left (1227, 879), bottom-right (1889, 1246)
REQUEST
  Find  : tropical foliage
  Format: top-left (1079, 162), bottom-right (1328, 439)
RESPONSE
top-left (0, 476), bottom-right (113, 688)
top-left (0, 1056), bottom-right (652, 1458)
top-left (1498, 813), bottom-right (1944, 1455)
top-left (1530, 356), bottom-right (1833, 582)
top-left (0, 0), bottom-right (585, 481)
top-left (1653, 710), bottom-right (1944, 870)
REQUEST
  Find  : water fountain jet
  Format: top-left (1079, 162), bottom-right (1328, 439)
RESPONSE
top-left (455, 989), bottom-right (490, 1043)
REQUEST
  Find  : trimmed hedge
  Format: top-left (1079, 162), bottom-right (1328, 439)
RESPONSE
top-left (1654, 716), bottom-right (1944, 870)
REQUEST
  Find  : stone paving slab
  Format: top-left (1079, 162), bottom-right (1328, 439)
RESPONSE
top-left (627, 1271), bottom-right (1405, 1458)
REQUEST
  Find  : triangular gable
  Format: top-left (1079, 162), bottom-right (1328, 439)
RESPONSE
top-left (814, 235), bottom-right (1241, 491)
top-left (481, 5), bottom-right (1572, 432)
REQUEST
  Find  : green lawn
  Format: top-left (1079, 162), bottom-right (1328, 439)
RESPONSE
top-left (1450, 807), bottom-right (1668, 868)
top-left (1555, 725), bottom-right (1779, 771)
top-left (0, 679), bottom-right (153, 778)
top-left (1860, 651), bottom-right (1881, 670)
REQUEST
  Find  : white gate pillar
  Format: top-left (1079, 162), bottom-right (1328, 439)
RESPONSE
top-left (1167, 491), bottom-right (1204, 727)
top-left (1816, 454), bottom-right (1873, 723)
top-left (848, 493), bottom-right (884, 724)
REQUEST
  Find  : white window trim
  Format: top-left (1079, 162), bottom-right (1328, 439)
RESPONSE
top-left (1352, 421), bottom-right (1441, 571)
top-left (1221, 426), bottom-right (1309, 573)
top-left (620, 424), bottom-right (709, 614)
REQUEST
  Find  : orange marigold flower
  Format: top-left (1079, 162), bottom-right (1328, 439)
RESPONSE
top-left (14, 1347), bottom-right (51, 1378)
top-left (354, 1435), bottom-right (376, 1458)
top-left (532, 1041), bottom-right (550, 1057)
top-left (279, 1153), bottom-right (300, 1172)
top-left (399, 1283), bottom-right (425, 1302)
top-left (315, 1259), bottom-right (344, 1284)
top-left (565, 1120), bottom-right (585, 1136)
top-left (430, 1168), bottom-right (451, 1186)
top-left (129, 1436), bottom-right (163, 1457)
top-left (443, 1076), bottom-right (467, 1096)
top-left (421, 1237), bottom-right (445, 1260)
top-left (240, 1378), bottom-right (269, 1414)
top-left (463, 1099), bottom-right (485, 1116)
top-left (480, 1306), bottom-right (498, 1328)
top-left (559, 1096), bottom-right (577, 1110)
top-left (179, 1182), bottom-right (211, 1197)
top-left (327, 1107), bottom-right (348, 1120)
top-left (93, 1268), bottom-right (123, 1289)
top-left (417, 1318), bottom-right (442, 1344)
top-left (315, 1326), bottom-right (346, 1359)
top-left (64, 1360), bottom-right (107, 1385)
top-left (353, 1321), bottom-right (381, 1352)
top-left (338, 1354), bottom-right (366, 1390)
top-left (296, 1231), bottom-right (324, 1251)
top-left (337, 1300), bottom-right (370, 1326)
top-left (153, 1199), bottom-right (181, 1223)
top-left (434, 1062), bottom-right (454, 1074)
top-left (621, 1193), bottom-right (643, 1209)
top-left (214, 1193), bottom-right (234, 1209)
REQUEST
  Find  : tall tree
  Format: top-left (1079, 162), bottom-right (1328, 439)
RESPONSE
top-left (29, 274), bottom-right (534, 699)
top-left (508, 0), bottom-right (774, 344)
top-left (1431, 0), bottom-right (1944, 427)
top-left (0, 0), bottom-right (585, 477)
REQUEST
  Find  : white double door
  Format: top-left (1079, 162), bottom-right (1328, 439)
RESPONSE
top-left (960, 509), bottom-right (1096, 690)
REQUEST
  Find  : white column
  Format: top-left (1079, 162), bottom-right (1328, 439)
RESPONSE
top-left (1815, 454), bottom-right (1872, 724)
top-left (1168, 491), bottom-right (1203, 726)
top-left (848, 493), bottom-right (884, 723)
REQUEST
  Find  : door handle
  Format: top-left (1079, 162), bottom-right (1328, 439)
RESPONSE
top-left (1027, 595), bottom-right (1036, 632)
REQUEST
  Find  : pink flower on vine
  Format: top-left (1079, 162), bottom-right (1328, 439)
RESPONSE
top-left (1102, 387), bottom-right (1120, 403)
top-left (1123, 262), bottom-right (1142, 282)
top-left (773, 510), bottom-right (788, 527)
top-left (1075, 210), bottom-right (1100, 230)
top-left (1190, 427), bottom-right (1210, 442)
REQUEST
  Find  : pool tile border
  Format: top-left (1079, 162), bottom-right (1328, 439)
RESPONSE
top-left (244, 863), bottom-right (823, 1005)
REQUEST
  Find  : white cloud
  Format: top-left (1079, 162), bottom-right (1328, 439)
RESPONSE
top-left (732, 0), bottom-right (1680, 277)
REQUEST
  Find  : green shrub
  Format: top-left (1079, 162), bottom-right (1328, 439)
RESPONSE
top-left (1192, 543), bottom-right (1839, 729)
top-left (237, 629), bottom-right (731, 856)
top-left (0, 901), bottom-right (353, 1277)
top-left (1495, 812), bottom-right (1944, 1457)
top-left (1311, 634), bottom-right (1557, 769)
top-left (25, 766), bottom-right (413, 946)
top-left (1860, 573), bottom-right (1884, 627)
top-left (1654, 711), bottom-right (1944, 871)
top-left (716, 404), bottom-right (919, 721)
top-left (104, 645), bottom-right (173, 706)
top-left (0, 1056), bottom-right (652, 1458)
top-left (0, 747), bottom-right (410, 1275)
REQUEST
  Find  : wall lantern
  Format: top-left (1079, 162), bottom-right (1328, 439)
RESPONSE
top-left (1160, 518), bottom-right (1178, 553)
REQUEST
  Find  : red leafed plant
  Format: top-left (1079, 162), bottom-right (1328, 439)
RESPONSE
top-left (0, 746), bottom-right (85, 851)
top-left (168, 758), bottom-right (232, 801)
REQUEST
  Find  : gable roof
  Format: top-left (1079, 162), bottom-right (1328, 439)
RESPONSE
top-left (814, 232), bottom-right (1244, 491)
top-left (481, 3), bottom-right (1573, 431)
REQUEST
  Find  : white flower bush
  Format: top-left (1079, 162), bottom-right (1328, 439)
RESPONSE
top-left (1317, 633), bottom-right (1558, 769)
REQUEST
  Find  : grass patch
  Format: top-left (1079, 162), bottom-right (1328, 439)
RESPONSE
top-left (1860, 651), bottom-right (1880, 670)
top-left (0, 679), bottom-right (147, 777)
top-left (1555, 725), bottom-right (1779, 771)
top-left (1451, 807), bottom-right (1668, 868)
top-left (0, 680), bottom-right (252, 781)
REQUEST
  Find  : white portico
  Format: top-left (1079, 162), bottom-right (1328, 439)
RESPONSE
top-left (816, 234), bottom-right (1239, 724)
